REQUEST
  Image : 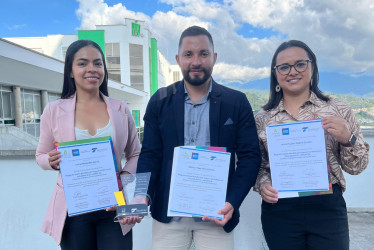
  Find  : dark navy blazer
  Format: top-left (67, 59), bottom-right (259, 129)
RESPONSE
top-left (137, 80), bottom-right (261, 232)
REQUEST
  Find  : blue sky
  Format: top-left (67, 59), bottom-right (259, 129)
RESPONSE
top-left (0, 0), bottom-right (280, 44)
top-left (1, 0), bottom-right (78, 36)
top-left (1, 1), bottom-right (173, 36)
top-left (1, 0), bottom-right (374, 87)
top-left (1, 0), bottom-right (169, 37)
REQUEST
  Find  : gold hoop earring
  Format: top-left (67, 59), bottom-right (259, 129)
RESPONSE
top-left (275, 85), bottom-right (281, 92)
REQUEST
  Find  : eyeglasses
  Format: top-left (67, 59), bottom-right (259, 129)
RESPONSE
top-left (274, 60), bottom-right (312, 76)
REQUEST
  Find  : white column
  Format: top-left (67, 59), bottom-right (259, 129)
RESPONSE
top-left (13, 86), bottom-right (23, 130)
top-left (41, 90), bottom-right (48, 110)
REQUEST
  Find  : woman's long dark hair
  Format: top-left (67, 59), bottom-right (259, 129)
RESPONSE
top-left (61, 40), bottom-right (109, 99)
top-left (263, 40), bottom-right (329, 111)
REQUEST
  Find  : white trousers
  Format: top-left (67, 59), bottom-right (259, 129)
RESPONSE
top-left (152, 218), bottom-right (234, 250)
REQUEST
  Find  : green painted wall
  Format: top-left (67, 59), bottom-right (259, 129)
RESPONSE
top-left (150, 38), bottom-right (158, 95)
top-left (131, 110), bottom-right (141, 127)
top-left (78, 30), bottom-right (106, 55)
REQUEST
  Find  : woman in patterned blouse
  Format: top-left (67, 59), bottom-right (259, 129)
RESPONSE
top-left (254, 40), bottom-right (370, 250)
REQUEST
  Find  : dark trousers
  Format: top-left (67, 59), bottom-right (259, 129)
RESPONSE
top-left (261, 184), bottom-right (349, 250)
top-left (60, 210), bottom-right (132, 250)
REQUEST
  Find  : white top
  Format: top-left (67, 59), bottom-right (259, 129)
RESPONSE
top-left (75, 120), bottom-right (113, 140)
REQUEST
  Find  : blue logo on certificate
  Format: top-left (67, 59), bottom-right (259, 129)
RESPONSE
top-left (72, 149), bottom-right (80, 156)
top-left (282, 128), bottom-right (289, 135)
top-left (192, 153), bottom-right (199, 159)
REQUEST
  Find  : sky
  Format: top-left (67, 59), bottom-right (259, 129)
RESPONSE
top-left (1, 0), bottom-right (374, 85)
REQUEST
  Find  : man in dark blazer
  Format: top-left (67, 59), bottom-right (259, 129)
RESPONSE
top-left (136, 26), bottom-right (261, 250)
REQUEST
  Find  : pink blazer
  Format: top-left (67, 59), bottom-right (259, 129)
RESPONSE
top-left (36, 94), bottom-right (140, 245)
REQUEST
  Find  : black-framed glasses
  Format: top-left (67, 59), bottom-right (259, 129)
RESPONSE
top-left (274, 60), bottom-right (312, 76)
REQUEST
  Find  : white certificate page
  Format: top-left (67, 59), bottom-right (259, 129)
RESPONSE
top-left (167, 147), bottom-right (231, 219)
top-left (266, 120), bottom-right (329, 198)
top-left (57, 137), bottom-right (119, 216)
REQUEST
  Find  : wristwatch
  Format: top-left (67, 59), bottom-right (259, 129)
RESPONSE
top-left (348, 134), bottom-right (357, 146)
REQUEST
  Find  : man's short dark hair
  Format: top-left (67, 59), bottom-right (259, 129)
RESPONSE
top-left (178, 26), bottom-right (214, 50)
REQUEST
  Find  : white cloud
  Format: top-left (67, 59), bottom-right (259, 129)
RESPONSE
top-left (7, 24), bottom-right (26, 30)
top-left (228, 0), bottom-right (374, 74)
top-left (76, 0), bottom-right (374, 83)
top-left (170, 0), bottom-right (232, 21)
top-left (76, 0), bottom-right (150, 29)
top-left (150, 11), bottom-right (209, 61)
top-left (213, 63), bottom-right (270, 83)
top-left (75, 0), bottom-right (279, 82)
top-left (227, 0), bottom-right (303, 28)
top-left (150, 0), bottom-right (279, 81)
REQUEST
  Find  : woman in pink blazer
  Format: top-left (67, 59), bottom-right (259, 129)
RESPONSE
top-left (36, 40), bottom-right (140, 249)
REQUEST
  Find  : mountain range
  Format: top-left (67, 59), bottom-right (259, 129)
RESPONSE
top-left (224, 72), bottom-right (374, 97)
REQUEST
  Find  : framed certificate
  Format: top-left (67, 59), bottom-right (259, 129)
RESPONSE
top-left (266, 120), bottom-right (332, 198)
top-left (56, 136), bottom-right (120, 216)
top-left (167, 146), bottom-right (231, 219)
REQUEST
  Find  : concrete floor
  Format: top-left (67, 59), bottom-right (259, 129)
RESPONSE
top-left (348, 212), bottom-right (374, 250)
top-left (133, 195), bottom-right (374, 250)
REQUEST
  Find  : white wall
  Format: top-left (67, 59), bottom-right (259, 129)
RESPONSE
top-left (5, 37), bottom-right (49, 54)
top-left (5, 35), bottom-right (77, 60)
top-left (0, 157), bottom-right (59, 250)
top-left (0, 156), bottom-right (264, 250)
top-left (343, 135), bottom-right (374, 209)
top-left (1, 135), bottom-right (372, 249)
top-left (0, 157), bottom-right (153, 250)
top-left (158, 50), bottom-right (175, 88)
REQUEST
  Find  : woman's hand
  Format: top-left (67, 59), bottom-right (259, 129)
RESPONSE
top-left (106, 206), bottom-right (142, 224)
top-left (120, 216), bottom-right (143, 225)
top-left (48, 149), bottom-right (61, 170)
top-left (106, 206), bottom-right (117, 212)
top-left (321, 116), bottom-right (351, 145)
top-left (261, 182), bottom-right (278, 204)
top-left (118, 195), bottom-right (149, 225)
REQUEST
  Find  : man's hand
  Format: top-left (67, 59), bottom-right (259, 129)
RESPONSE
top-left (202, 202), bottom-right (234, 227)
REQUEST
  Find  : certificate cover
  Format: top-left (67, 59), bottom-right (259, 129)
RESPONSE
top-left (56, 136), bottom-right (121, 216)
top-left (167, 146), bottom-right (231, 219)
top-left (266, 120), bottom-right (332, 198)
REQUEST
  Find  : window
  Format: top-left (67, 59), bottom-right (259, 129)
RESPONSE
top-left (48, 92), bottom-right (60, 103)
top-left (21, 89), bottom-right (41, 137)
top-left (106, 43), bottom-right (121, 82)
top-left (129, 44), bottom-right (144, 90)
top-left (0, 86), bottom-right (15, 126)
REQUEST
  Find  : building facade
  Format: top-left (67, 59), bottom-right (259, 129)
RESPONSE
top-left (1, 19), bottom-right (182, 145)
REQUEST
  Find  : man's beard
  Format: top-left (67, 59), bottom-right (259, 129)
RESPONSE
top-left (182, 67), bottom-right (212, 86)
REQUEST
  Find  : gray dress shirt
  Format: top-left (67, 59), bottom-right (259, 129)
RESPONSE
top-left (184, 80), bottom-right (212, 146)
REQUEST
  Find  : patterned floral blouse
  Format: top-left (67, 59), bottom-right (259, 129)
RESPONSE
top-left (254, 92), bottom-right (370, 193)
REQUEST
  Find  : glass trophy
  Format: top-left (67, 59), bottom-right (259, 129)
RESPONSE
top-left (114, 172), bottom-right (151, 222)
